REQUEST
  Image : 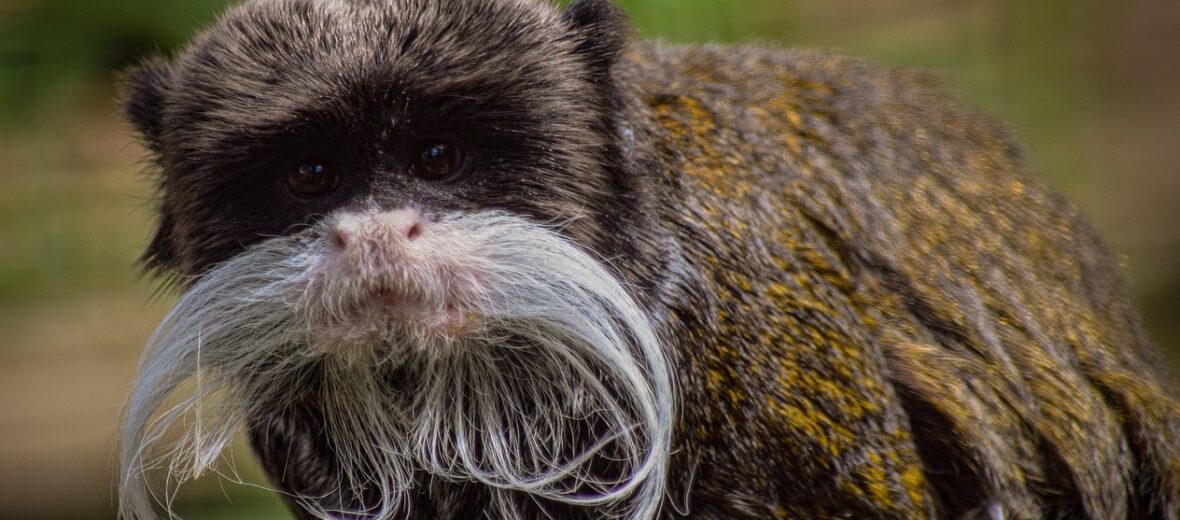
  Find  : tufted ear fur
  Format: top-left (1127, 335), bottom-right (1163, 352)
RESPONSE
top-left (120, 57), bottom-right (173, 155)
top-left (120, 57), bottom-right (181, 278)
top-left (562, 0), bottom-right (630, 83)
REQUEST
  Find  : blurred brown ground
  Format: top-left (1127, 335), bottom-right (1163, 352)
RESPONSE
top-left (0, 0), bottom-right (1177, 518)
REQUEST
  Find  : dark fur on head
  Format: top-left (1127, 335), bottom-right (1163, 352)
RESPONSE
top-left (126, 0), bottom-right (658, 289)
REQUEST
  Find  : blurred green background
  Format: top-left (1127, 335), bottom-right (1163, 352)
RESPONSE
top-left (1, 0), bottom-right (1177, 518)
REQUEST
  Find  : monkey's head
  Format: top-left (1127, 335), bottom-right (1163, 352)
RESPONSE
top-left (118, 0), bottom-right (673, 518)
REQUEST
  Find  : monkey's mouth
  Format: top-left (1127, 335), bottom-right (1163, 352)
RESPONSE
top-left (371, 286), bottom-right (481, 337)
top-left (306, 275), bottom-right (486, 352)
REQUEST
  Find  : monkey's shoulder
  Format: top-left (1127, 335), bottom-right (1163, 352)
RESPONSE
top-left (632, 43), bottom-right (1180, 519)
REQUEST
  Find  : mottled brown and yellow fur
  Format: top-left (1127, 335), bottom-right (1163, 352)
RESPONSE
top-left (631, 45), bottom-right (1180, 518)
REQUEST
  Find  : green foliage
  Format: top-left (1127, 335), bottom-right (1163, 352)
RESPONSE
top-left (618, 0), bottom-right (796, 42)
top-left (0, 0), bottom-right (233, 123)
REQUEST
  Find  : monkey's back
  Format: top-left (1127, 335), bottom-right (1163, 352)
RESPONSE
top-left (627, 45), bottom-right (1180, 518)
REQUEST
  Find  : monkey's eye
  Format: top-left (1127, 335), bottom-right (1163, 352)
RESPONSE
top-left (288, 160), bottom-right (338, 198)
top-left (412, 140), bottom-right (464, 181)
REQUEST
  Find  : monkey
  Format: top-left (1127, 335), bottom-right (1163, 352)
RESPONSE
top-left (116, 0), bottom-right (1180, 518)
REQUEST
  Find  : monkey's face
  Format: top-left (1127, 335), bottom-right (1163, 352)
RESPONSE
top-left (118, 1), bottom-right (671, 519)
top-left (132, 0), bottom-right (632, 278)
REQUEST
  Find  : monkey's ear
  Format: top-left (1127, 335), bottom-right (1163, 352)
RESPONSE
top-left (122, 58), bottom-right (183, 278)
top-left (562, 0), bottom-right (630, 80)
top-left (120, 57), bottom-right (173, 155)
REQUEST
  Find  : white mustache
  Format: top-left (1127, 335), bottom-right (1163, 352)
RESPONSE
top-left (119, 211), bottom-right (674, 520)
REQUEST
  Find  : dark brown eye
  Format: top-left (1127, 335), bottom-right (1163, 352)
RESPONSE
top-left (413, 140), bottom-right (463, 181)
top-left (288, 160), bottom-right (337, 198)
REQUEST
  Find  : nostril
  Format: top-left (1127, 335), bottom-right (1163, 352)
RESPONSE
top-left (406, 222), bottom-right (423, 241)
top-left (384, 209), bottom-right (424, 241)
top-left (331, 227), bottom-right (351, 250)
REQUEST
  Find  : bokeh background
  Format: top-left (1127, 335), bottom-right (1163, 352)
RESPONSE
top-left (1, 0), bottom-right (1177, 518)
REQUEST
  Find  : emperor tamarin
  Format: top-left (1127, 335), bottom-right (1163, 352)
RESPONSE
top-left (117, 0), bottom-right (1180, 518)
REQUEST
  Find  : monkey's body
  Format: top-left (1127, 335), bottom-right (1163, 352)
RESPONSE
top-left (629, 45), bottom-right (1180, 518)
top-left (119, 1), bottom-right (1180, 519)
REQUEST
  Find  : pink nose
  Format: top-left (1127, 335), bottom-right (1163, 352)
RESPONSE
top-left (330, 209), bottom-right (423, 252)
